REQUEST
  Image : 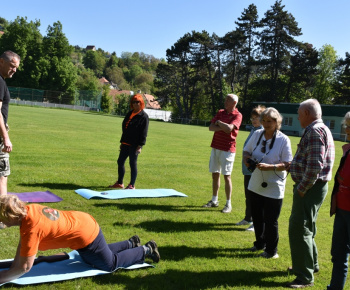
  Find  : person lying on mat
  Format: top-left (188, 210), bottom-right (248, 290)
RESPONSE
top-left (0, 194), bottom-right (160, 284)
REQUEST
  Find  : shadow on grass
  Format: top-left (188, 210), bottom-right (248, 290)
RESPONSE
top-left (17, 182), bottom-right (102, 191)
top-left (94, 202), bottom-right (229, 213)
top-left (157, 245), bottom-right (262, 261)
top-left (91, 268), bottom-right (287, 289)
top-left (113, 219), bottom-right (245, 232)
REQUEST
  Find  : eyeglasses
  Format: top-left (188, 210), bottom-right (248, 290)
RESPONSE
top-left (132, 101), bottom-right (140, 104)
top-left (261, 140), bottom-right (266, 153)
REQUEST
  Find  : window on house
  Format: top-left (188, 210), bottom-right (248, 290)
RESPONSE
top-left (324, 119), bottom-right (335, 130)
top-left (284, 117), bottom-right (293, 126)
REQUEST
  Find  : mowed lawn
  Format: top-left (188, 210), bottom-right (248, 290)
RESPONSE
top-left (0, 105), bottom-right (344, 289)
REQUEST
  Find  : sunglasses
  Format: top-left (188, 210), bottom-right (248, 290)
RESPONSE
top-left (132, 101), bottom-right (140, 104)
top-left (261, 140), bottom-right (267, 153)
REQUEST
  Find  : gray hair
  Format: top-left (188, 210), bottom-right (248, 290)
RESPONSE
top-left (342, 111), bottom-right (350, 127)
top-left (300, 99), bottom-right (322, 119)
top-left (227, 94), bottom-right (238, 103)
top-left (260, 107), bottom-right (283, 130)
top-left (0, 50), bottom-right (21, 62)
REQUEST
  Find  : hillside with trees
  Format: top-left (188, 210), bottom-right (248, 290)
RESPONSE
top-left (0, 0), bottom-right (349, 121)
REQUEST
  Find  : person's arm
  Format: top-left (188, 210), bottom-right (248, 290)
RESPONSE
top-left (257, 162), bottom-right (291, 171)
top-left (0, 241), bottom-right (35, 284)
top-left (0, 101), bottom-right (11, 153)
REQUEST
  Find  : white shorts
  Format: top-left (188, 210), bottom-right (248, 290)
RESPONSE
top-left (209, 148), bottom-right (235, 175)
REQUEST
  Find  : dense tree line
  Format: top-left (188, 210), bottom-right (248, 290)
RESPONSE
top-left (155, 0), bottom-right (350, 121)
top-left (1, 0), bottom-right (350, 120)
top-left (0, 16), bottom-right (163, 112)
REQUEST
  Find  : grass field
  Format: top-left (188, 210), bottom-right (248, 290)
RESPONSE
top-left (0, 105), bottom-right (345, 289)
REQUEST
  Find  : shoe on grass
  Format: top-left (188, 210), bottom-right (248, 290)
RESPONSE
top-left (286, 278), bottom-right (314, 288)
top-left (145, 240), bottom-right (160, 263)
top-left (259, 251), bottom-right (279, 259)
top-left (248, 245), bottom-right (265, 252)
top-left (129, 235), bottom-right (141, 248)
top-left (109, 182), bottom-right (124, 189)
top-left (221, 205), bottom-right (232, 213)
top-left (202, 200), bottom-right (219, 208)
top-left (125, 184), bottom-right (135, 189)
top-left (246, 224), bottom-right (254, 231)
top-left (235, 219), bottom-right (252, 226)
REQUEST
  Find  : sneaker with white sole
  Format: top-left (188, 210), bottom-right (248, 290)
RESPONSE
top-left (202, 200), bottom-right (219, 208)
top-left (145, 240), bottom-right (160, 263)
top-left (221, 205), bottom-right (232, 213)
top-left (246, 224), bottom-right (254, 231)
top-left (259, 251), bottom-right (279, 259)
top-left (235, 219), bottom-right (252, 226)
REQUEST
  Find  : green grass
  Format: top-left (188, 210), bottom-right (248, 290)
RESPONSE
top-left (0, 104), bottom-right (344, 289)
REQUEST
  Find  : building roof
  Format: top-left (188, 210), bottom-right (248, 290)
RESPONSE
top-left (86, 45), bottom-right (96, 51)
top-left (144, 94), bottom-right (161, 109)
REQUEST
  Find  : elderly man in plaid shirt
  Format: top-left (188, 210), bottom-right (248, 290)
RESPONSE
top-left (286, 99), bottom-right (335, 289)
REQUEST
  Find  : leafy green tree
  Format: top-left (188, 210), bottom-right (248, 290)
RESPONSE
top-left (83, 50), bottom-right (106, 77)
top-left (258, 0), bottom-right (302, 101)
top-left (76, 69), bottom-right (101, 91)
top-left (284, 43), bottom-right (319, 102)
top-left (313, 44), bottom-right (338, 104)
top-left (100, 85), bottom-right (113, 113)
top-left (333, 52), bottom-right (350, 104)
top-left (0, 17), bottom-right (43, 88)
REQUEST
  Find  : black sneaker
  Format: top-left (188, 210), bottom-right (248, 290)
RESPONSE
top-left (129, 235), bottom-right (141, 248)
top-left (145, 240), bottom-right (160, 263)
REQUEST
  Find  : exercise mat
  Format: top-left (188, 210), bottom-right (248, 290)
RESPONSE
top-left (75, 188), bottom-right (188, 200)
top-left (0, 250), bottom-right (152, 286)
top-left (10, 191), bottom-right (63, 203)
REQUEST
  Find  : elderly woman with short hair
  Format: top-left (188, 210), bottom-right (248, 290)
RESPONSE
top-left (243, 107), bottom-right (293, 259)
top-left (0, 194), bottom-right (159, 284)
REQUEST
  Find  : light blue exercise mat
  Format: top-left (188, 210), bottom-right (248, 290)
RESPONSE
top-left (75, 188), bottom-right (188, 200)
top-left (0, 250), bottom-right (153, 286)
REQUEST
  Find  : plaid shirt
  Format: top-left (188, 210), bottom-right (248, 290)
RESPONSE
top-left (290, 119), bottom-right (335, 194)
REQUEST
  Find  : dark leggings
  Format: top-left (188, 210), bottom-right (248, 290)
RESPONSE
top-left (117, 144), bottom-right (138, 186)
top-left (78, 229), bottom-right (145, 271)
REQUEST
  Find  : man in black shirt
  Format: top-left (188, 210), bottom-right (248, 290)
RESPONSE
top-left (0, 51), bottom-right (20, 195)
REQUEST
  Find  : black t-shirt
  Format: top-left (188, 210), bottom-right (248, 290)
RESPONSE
top-left (0, 76), bottom-right (10, 124)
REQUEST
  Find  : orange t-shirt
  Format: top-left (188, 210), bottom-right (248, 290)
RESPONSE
top-left (20, 204), bottom-right (100, 257)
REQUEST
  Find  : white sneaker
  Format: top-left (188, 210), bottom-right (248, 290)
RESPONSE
top-left (246, 224), bottom-right (254, 231)
top-left (221, 205), bottom-right (232, 213)
top-left (236, 219), bottom-right (252, 226)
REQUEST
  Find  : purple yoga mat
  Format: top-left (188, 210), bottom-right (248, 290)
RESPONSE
top-left (9, 191), bottom-right (63, 203)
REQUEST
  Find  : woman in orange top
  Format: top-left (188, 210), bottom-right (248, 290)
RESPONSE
top-left (109, 94), bottom-right (149, 189)
top-left (0, 194), bottom-right (160, 284)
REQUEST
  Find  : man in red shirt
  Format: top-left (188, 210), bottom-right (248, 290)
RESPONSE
top-left (203, 94), bottom-right (242, 213)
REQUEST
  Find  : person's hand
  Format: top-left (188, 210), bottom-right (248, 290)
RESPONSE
top-left (298, 190), bottom-right (305, 197)
top-left (257, 163), bottom-right (269, 171)
top-left (136, 146), bottom-right (142, 155)
top-left (2, 138), bottom-right (12, 153)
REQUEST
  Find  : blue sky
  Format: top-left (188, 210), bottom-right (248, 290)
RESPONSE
top-left (2, 0), bottom-right (350, 60)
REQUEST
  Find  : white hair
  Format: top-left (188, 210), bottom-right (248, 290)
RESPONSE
top-left (342, 111), bottom-right (350, 127)
top-left (227, 94), bottom-right (238, 103)
top-left (300, 98), bottom-right (322, 119)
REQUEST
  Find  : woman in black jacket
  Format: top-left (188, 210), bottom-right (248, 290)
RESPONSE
top-left (109, 94), bottom-right (149, 189)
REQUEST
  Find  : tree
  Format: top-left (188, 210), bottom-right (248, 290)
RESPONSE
top-left (258, 0), bottom-right (302, 101)
top-left (284, 43), bottom-right (319, 102)
top-left (313, 44), bottom-right (338, 104)
top-left (100, 85), bottom-right (113, 113)
top-left (0, 17), bottom-right (43, 88)
top-left (333, 52), bottom-right (350, 104)
top-left (83, 50), bottom-right (106, 77)
top-left (234, 3), bottom-right (260, 108)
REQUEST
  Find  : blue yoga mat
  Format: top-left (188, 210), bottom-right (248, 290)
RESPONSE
top-left (0, 250), bottom-right (152, 286)
top-left (75, 188), bottom-right (188, 200)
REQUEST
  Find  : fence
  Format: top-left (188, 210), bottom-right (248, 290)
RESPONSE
top-left (8, 87), bottom-right (102, 110)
